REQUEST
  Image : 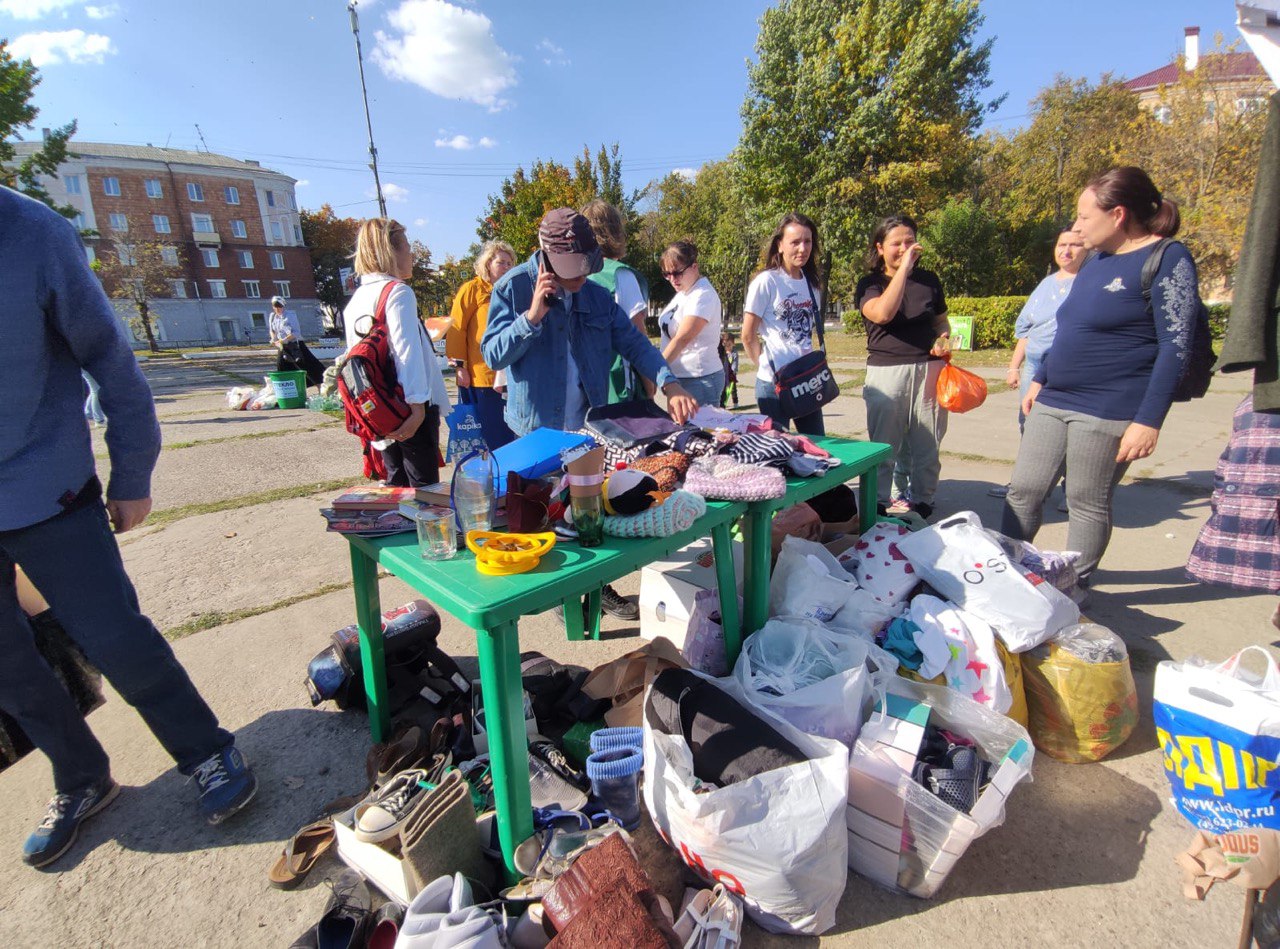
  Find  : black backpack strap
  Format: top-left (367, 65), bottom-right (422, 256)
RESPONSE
top-left (803, 274), bottom-right (826, 352)
top-left (1140, 239), bottom-right (1175, 313)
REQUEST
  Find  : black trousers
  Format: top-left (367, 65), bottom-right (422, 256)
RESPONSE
top-left (381, 406), bottom-right (442, 487)
top-left (277, 340), bottom-right (326, 388)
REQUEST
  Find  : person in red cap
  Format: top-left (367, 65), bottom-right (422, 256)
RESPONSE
top-left (482, 208), bottom-right (697, 436)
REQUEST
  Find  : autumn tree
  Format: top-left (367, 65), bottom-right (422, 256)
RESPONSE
top-left (300, 204), bottom-right (362, 310)
top-left (95, 241), bottom-right (183, 352)
top-left (0, 40), bottom-right (76, 215)
top-left (737, 0), bottom-right (998, 300)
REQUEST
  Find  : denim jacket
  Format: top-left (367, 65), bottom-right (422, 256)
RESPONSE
top-left (482, 253), bottom-right (674, 435)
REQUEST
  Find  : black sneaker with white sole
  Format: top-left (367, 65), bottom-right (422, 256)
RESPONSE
top-left (23, 777), bottom-right (120, 868)
top-left (600, 584), bottom-right (639, 621)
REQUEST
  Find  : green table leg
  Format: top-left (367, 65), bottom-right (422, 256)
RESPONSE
top-left (349, 545), bottom-right (389, 742)
top-left (585, 588), bottom-right (602, 641)
top-left (710, 521), bottom-right (743, 666)
top-left (741, 507), bottom-right (773, 637)
top-left (476, 620), bottom-right (533, 882)
top-left (562, 597), bottom-right (585, 641)
top-left (858, 468), bottom-right (879, 533)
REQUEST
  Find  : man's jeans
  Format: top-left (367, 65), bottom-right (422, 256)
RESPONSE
top-left (0, 501), bottom-right (232, 794)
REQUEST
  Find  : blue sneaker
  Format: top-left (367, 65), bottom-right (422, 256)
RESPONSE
top-left (192, 747), bottom-right (257, 825)
top-left (23, 778), bottom-right (120, 868)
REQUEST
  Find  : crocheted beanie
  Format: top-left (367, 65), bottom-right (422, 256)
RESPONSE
top-left (684, 456), bottom-right (786, 501)
top-left (603, 490), bottom-right (706, 538)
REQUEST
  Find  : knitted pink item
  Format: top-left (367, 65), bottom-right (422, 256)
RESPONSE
top-left (685, 456), bottom-right (786, 501)
top-left (602, 490), bottom-right (706, 538)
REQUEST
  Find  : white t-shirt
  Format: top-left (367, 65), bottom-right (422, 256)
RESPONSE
top-left (745, 269), bottom-right (820, 383)
top-left (615, 269), bottom-right (647, 321)
top-left (657, 276), bottom-right (722, 377)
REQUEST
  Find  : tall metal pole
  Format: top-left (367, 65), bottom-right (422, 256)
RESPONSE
top-left (348, 1), bottom-right (387, 218)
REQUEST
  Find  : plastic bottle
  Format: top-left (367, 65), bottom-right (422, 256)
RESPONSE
top-left (452, 449), bottom-right (497, 534)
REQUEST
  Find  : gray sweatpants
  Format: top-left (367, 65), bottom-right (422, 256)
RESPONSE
top-left (863, 360), bottom-right (948, 505)
top-left (1001, 403), bottom-right (1130, 579)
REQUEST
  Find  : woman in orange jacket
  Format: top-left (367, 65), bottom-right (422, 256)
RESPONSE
top-left (446, 240), bottom-right (516, 450)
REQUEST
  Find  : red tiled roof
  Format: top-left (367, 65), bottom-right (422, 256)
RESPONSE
top-left (1125, 52), bottom-right (1267, 91)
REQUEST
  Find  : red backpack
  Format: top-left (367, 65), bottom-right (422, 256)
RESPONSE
top-left (337, 280), bottom-right (412, 478)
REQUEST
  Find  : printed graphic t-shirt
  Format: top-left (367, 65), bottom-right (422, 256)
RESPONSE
top-left (744, 268), bottom-right (821, 383)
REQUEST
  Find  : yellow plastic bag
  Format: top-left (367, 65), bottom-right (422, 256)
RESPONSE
top-left (1022, 625), bottom-right (1138, 763)
top-left (997, 639), bottom-right (1028, 728)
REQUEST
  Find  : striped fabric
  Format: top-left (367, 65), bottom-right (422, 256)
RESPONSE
top-left (1186, 396), bottom-right (1280, 592)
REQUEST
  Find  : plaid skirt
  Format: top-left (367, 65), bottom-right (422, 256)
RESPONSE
top-left (1186, 493), bottom-right (1280, 592)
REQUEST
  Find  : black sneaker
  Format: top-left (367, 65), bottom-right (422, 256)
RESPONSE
top-left (912, 502), bottom-right (934, 520)
top-left (600, 584), bottom-right (639, 621)
top-left (529, 739), bottom-right (590, 792)
top-left (23, 777), bottom-right (120, 868)
top-left (290, 869), bottom-right (372, 949)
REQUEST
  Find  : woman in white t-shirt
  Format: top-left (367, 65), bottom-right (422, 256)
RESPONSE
top-left (743, 212), bottom-right (825, 434)
top-left (657, 241), bottom-right (723, 408)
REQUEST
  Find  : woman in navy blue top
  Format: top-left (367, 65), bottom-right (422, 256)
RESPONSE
top-left (1001, 167), bottom-right (1200, 581)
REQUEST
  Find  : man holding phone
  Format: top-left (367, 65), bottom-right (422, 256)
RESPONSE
top-left (482, 208), bottom-right (698, 436)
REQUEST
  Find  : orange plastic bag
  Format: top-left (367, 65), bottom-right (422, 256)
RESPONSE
top-left (936, 357), bottom-right (988, 413)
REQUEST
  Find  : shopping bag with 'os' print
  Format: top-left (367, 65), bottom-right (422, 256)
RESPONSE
top-left (1154, 646), bottom-right (1280, 833)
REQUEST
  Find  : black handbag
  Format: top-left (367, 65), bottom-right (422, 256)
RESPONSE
top-left (766, 276), bottom-right (839, 418)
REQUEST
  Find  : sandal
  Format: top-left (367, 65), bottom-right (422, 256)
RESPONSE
top-left (267, 819), bottom-right (335, 890)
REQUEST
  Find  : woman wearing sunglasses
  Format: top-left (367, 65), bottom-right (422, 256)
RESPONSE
top-left (656, 241), bottom-right (723, 408)
top-left (742, 212), bottom-right (826, 434)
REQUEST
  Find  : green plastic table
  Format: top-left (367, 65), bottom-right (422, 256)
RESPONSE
top-left (342, 498), bottom-right (747, 876)
top-left (738, 435), bottom-right (892, 651)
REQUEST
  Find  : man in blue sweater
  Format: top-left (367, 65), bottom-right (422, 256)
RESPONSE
top-left (0, 187), bottom-right (257, 869)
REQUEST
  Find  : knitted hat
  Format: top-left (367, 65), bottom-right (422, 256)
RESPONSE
top-left (603, 490), bottom-right (706, 538)
top-left (684, 456), bottom-right (786, 501)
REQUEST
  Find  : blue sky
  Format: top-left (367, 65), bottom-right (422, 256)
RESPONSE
top-left (3, 0), bottom-right (1243, 259)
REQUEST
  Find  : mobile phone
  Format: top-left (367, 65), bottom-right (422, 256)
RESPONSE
top-left (537, 251), bottom-right (558, 304)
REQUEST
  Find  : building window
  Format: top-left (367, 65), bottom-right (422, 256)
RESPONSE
top-left (265, 189), bottom-right (276, 207)
top-left (231, 219), bottom-right (247, 239)
top-left (187, 182), bottom-right (205, 201)
top-left (170, 279), bottom-right (187, 298)
top-left (117, 244), bottom-right (137, 266)
top-left (237, 250), bottom-right (253, 268)
top-left (192, 213), bottom-right (214, 233)
top-left (271, 221), bottom-right (283, 243)
top-left (1153, 104), bottom-right (1172, 124)
top-left (160, 245), bottom-right (179, 266)
top-left (293, 223), bottom-right (303, 244)
top-left (85, 246), bottom-right (95, 265)
top-left (145, 178), bottom-right (163, 198)
top-left (102, 176), bottom-right (120, 196)
top-left (1238, 97), bottom-right (1266, 116)
top-left (208, 280), bottom-right (227, 299)
top-left (152, 214), bottom-right (171, 234)
top-left (288, 194), bottom-right (297, 211)
top-left (64, 174), bottom-right (81, 195)
top-left (224, 185), bottom-right (240, 205)
top-left (109, 213), bottom-right (128, 231)
top-left (201, 248), bottom-right (220, 267)
top-left (243, 280), bottom-right (261, 298)
top-left (270, 251), bottom-right (285, 270)
top-left (274, 281), bottom-right (291, 299)
top-left (250, 312), bottom-right (266, 330)
top-left (71, 212), bottom-right (85, 230)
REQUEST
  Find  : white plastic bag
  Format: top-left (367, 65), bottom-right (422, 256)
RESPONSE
top-left (248, 380), bottom-right (277, 410)
top-left (682, 588), bottom-right (732, 677)
top-left (225, 385), bottom-right (255, 410)
top-left (643, 671), bottom-right (849, 935)
top-left (1154, 646), bottom-right (1280, 832)
top-left (770, 536), bottom-right (898, 637)
top-left (732, 617), bottom-right (894, 745)
top-left (894, 511), bottom-right (1076, 652)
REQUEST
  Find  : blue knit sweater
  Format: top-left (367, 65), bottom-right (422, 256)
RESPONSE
top-left (0, 187), bottom-right (161, 531)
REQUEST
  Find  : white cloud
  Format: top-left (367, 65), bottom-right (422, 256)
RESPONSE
top-left (413, 217), bottom-right (428, 228)
top-left (537, 38), bottom-right (568, 67)
top-left (0, 0), bottom-right (77, 19)
top-left (372, 0), bottom-right (516, 111)
top-left (84, 3), bottom-right (119, 18)
top-left (382, 182), bottom-right (409, 203)
top-left (8, 29), bottom-right (114, 65)
top-left (295, 179), bottom-right (310, 187)
top-left (671, 167), bottom-right (697, 181)
top-left (433, 133), bottom-right (496, 150)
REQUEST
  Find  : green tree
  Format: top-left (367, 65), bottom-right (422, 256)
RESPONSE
top-left (737, 0), bottom-right (998, 301)
top-left (300, 204), bottom-right (362, 310)
top-left (95, 241), bottom-right (182, 353)
top-left (0, 40), bottom-right (77, 215)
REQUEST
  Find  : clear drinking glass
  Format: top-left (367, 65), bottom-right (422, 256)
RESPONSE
top-left (415, 509), bottom-right (456, 560)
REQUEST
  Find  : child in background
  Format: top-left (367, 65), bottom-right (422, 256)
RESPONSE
top-left (720, 331), bottom-right (740, 407)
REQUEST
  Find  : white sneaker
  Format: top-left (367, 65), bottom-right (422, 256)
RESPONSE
top-left (353, 768), bottom-right (429, 842)
top-left (398, 872), bottom-right (505, 948)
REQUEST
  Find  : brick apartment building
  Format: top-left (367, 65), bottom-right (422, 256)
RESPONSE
top-left (12, 141), bottom-right (320, 347)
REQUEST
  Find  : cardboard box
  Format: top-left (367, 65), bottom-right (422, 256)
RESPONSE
top-left (639, 538), bottom-right (743, 648)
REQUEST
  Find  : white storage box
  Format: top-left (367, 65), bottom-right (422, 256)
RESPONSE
top-left (333, 808), bottom-right (416, 905)
top-left (639, 537), bottom-right (743, 647)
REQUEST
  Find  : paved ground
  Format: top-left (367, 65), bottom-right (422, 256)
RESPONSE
top-left (0, 352), bottom-right (1271, 948)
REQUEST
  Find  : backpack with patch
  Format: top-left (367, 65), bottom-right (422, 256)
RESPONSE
top-left (337, 280), bottom-right (412, 477)
top-left (1141, 239), bottom-right (1214, 402)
